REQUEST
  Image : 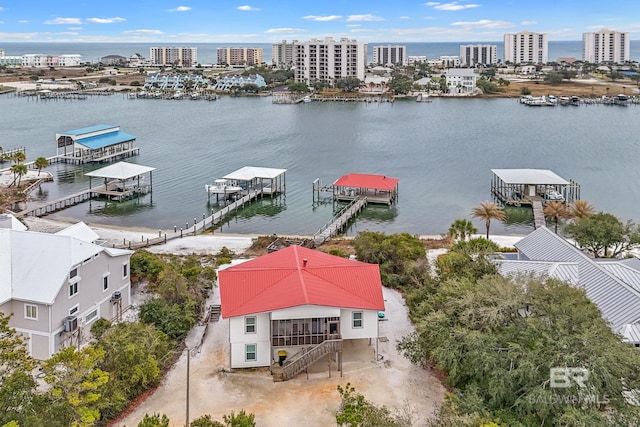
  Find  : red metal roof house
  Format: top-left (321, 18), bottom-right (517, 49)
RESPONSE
top-left (219, 245), bottom-right (385, 372)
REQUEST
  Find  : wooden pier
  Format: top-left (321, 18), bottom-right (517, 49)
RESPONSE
top-left (532, 200), bottom-right (546, 229)
top-left (17, 182), bottom-right (150, 217)
top-left (313, 196), bottom-right (368, 245)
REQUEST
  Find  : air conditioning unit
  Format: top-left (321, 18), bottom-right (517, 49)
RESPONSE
top-left (63, 316), bottom-right (78, 332)
top-left (111, 291), bottom-right (122, 301)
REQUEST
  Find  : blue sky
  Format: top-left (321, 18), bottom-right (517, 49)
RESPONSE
top-left (0, 1), bottom-right (638, 43)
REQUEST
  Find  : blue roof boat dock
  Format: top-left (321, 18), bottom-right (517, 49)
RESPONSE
top-left (55, 124), bottom-right (139, 164)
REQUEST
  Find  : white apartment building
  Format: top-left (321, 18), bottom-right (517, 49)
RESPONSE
top-left (217, 47), bottom-right (263, 66)
top-left (149, 47), bottom-right (198, 67)
top-left (460, 44), bottom-right (498, 67)
top-left (293, 37), bottom-right (368, 84)
top-left (272, 40), bottom-right (297, 68)
top-left (408, 55), bottom-right (427, 65)
top-left (372, 45), bottom-right (407, 66)
top-left (503, 31), bottom-right (548, 64)
top-left (22, 54), bottom-right (82, 67)
top-left (59, 54), bottom-right (82, 66)
top-left (582, 29), bottom-right (630, 64)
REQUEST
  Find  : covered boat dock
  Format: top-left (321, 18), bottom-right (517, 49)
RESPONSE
top-left (222, 166), bottom-right (287, 196)
top-left (491, 168), bottom-right (580, 207)
top-left (55, 124), bottom-right (139, 164)
top-left (332, 173), bottom-right (399, 205)
top-left (86, 161), bottom-right (155, 201)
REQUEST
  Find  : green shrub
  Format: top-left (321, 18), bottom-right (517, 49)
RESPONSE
top-left (90, 318), bottom-right (111, 340)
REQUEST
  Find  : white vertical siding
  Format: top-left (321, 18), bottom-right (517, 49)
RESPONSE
top-left (339, 309), bottom-right (379, 340)
top-left (229, 313), bottom-right (271, 368)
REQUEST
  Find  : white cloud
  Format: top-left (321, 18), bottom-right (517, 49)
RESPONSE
top-left (266, 28), bottom-right (304, 34)
top-left (303, 15), bottom-right (342, 21)
top-left (452, 19), bottom-right (514, 29)
top-left (346, 24), bottom-right (361, 27)
top-left (67, 27), bottom-right (82, 30)
top-left (86, 17), bottom-right (126, 24)
top-left (0, 31), bottom-right (38, 39)
top-left (350, 29), bottom-right (375, 33)
top-left (426, 2), bottom-right (480, 11)
top-left (123, 29), bottom-right (164, 35)
top-left (57, 32), bottom-right (78, 36)
top-left (0, 7), bottom-right (4, 11)
top-left (520, 20), bottom-right (536, 26)
top-left (169, 6), bottom-right (191, 12)
top-left (237, 5), bottom-right (260, 11)
top-left (44, 17), bottom-right (82, 25)
top-left (346, 14), bottom-right (384, 22)
top-left (400, 16), bottom-right (410, 20)
top-left (19, 20), bottom-right (29, 23)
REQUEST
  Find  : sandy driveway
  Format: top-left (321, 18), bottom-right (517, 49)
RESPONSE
top-left (116, 286), bottom-right (445, 427)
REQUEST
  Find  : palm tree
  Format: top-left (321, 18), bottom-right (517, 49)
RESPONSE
top-left (448, 219), bottom-right (478, 242)
top-left (471, 202), bottom-right (506, 239)
top-left (543, 201), bottom-right (571, 233)
top-left (34, 156), bottom-right (48, 176)
top-left (12, 151), bottom-right (26, 164)
top-left (571, 200), bottom-right (595, 220)
top-left (10, 164), bottom-right (27, 187)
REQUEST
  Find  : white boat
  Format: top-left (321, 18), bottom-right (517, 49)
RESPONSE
top-left (303, 96), bottom-right (312, 103)
top-left (205, 179), bottom-right (243, 195)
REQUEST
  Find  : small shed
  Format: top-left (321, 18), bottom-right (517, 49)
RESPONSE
top-left (56, 124), bottom-right (138, 164)
top-left (491, 168), bottom-right (579, 205)
top-left (85, 161), bottom-right (156, 201)
top-left (333, 173), bottom-right (399, 205)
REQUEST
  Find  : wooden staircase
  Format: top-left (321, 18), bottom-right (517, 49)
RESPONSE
top-left (272, 337), bottom-right (343, 382)
top-left (208, 305), bottom-right (221, 323)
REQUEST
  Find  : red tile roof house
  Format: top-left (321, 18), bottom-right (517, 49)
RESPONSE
top-left (219, 245), bottom-right (385, 380)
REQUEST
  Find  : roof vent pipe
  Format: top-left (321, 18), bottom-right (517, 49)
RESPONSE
top-left (303, 258), bottom-right (308, 267)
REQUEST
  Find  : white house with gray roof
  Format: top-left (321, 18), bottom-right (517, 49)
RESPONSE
top-left (0, 219), bottom-right (132, 359)
top-left (496, 227), bottom-right (640, 346)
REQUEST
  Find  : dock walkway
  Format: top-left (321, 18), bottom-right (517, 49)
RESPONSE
top-left (532, 200), bottom-right (545, 229)
top-left (313, 196), bottom-right (367, 245)
top-left (110, 188), bottom-right (264, 250)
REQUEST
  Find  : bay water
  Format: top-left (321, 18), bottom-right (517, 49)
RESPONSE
top-left (1, 93), bottom-right (640, 236)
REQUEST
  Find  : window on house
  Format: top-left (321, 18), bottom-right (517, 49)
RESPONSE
top-left (353, 311), bottom-right (363, 328)
top-left (85, 309), bottom-right (98, 324)
top-left (69, 305), bottom-right (79, 316)
top-left (69, 281), bottom-right (78, 297)
top-left (103, 275), bottom-right (109, 291)
top-left (25, 304), bottom-right (38, 320)
top-left (245, 316), bottom-right (256, 334)
top-left (123, 263), bottom-right (129, 278)
top-left (245, 344), bottom-right (256, 361)
top-left (69, 268), bottom-right (78, 279)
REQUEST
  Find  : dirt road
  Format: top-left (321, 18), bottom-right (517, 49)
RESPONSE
top-left (116, 286), bottom-right (445, 426)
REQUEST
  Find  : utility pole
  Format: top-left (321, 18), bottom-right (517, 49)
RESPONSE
top-left (186, 348), bottom-right (190, 426)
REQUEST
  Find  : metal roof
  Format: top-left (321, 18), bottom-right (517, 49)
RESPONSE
top-left (596, 260), bottom-right (640, 294)
top-left (491, 169), bottom-right (569, 185)
top-left (54, 222), bottom-right (100, 244)
top-left (219, 245), bottom-right (385, 318)
top-left (333, 173), bottom-right (399, 191)
top-left (60, 124), bottom-right (115, 136)
top-left (74, 130), bottom-right (136, 150)
top-left (620, 323), bottom-right (640, 344)
top-left (0, 227), bottom-right (131, 305)
top-left (497, 260), bottom-right (579, 285)
top-left (223, 166), bottom-right (287, 181)
top-left (514, 227), bottom-right (640, 332)
top-left (85, 161), bottom-right (155, 180)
